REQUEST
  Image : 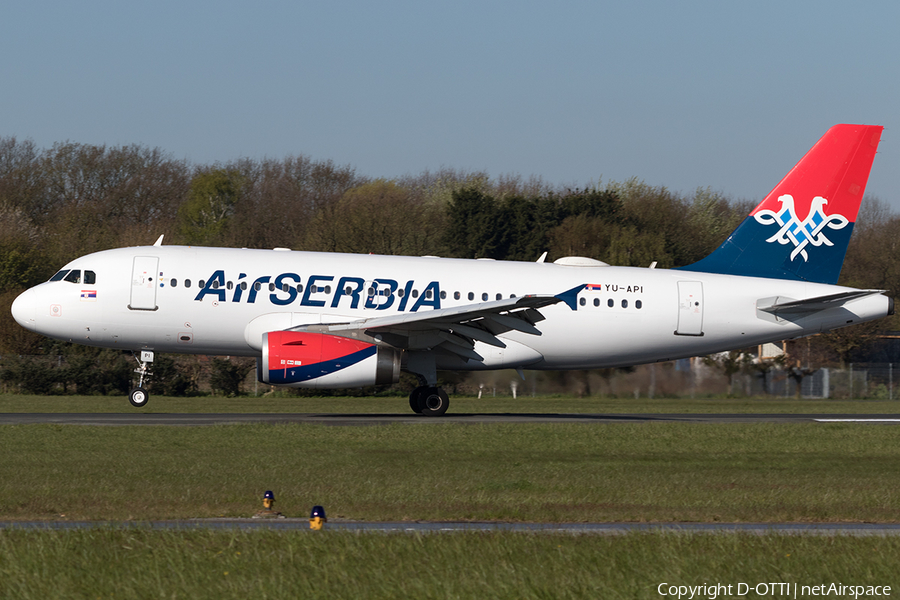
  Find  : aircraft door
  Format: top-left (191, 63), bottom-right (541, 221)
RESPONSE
top-left (675, 281), bottom-right (703, 336)
top-left (129, 256), bottom-right (159, 311)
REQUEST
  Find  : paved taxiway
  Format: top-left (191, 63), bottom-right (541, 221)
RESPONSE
top-left (1, 412), bottom-right (900, 426)
top-left (3, 520), bottom-right (900, 535)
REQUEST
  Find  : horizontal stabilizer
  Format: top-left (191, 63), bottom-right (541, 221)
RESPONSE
top-left (758, 290), bottom-right (885, 316)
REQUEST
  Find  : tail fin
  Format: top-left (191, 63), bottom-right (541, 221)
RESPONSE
top-left (678, 124), bottom-right (883, 284)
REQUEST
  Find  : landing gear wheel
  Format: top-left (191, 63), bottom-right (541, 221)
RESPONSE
top-left (409, 386), bottom-right (427, 414)
top-left (420, 387), bottom-right (449, 417)
top-left (129, 387), bottom-right (149, 408)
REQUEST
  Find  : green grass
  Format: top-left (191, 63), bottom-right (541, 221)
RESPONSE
top-left (0, 529), bottom-right (897, 599)
top-left (3, 422), bottom-right (900, 522)
top-left (2, 392), bottom-right (900, 413)
top-left (3, 405), bottom-right (899, 598)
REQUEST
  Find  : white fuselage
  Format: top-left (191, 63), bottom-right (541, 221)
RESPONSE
top-left (11, 245), bottom-right (891, 371)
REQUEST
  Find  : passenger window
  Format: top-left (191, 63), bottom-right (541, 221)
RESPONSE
top-left (607, 299), bottom-right (613, 308)
top-left (227, 282), bottom-right (234, 290)
top-left (212, 280), bottom-right (219, 289)
top-left (324, 286), bottom-right (331, 294)
top-left (282, 283), bottom-right (289, 292)
top-left (199, 280), bottom-right (206, 288)
top-left (426, 290), bottom-right (433, 300)
top-left (622, 299), bottom-right (628, 308)
top-left (398, 289), bottom-right (405, 298)
top-left (579, 297), bottom-right (586, 306)
top-left (84, 271), bottom-right (96, 284)
top-left (496, 293), bottom-right (502, 300)
top-left (242, 282), bottom-right (248, 291)
top-left (254, 282), bottom-right (261, 291)
top-left (468, 292), bottom-right (474, 301)
top-left (454, 291), bottom-right (460, 300)
top-left (440, 291), bottom-right (447, 300)
top-left (593, 298), bottom-right (599, 307)
top-left (412, 290), bottom-right (419, 298)
top-left (481, 293), bottom-right (488, 301)
top-left (64, 270), bottom-right (81, 284)
top-left (50, 270), bottom-right (69, 282)
top-left (170, 279), bottom-right (177, 287)
top-left (636, 300), bottom-right (643, 309)
top-left (185, 279), bottom-right (192, 288)
top-left (269, 283), bottom-right (275, 292)
top-left (295, 284), bottom-right (302, 292)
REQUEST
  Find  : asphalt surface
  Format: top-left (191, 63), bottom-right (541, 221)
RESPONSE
top-left (2, 519), bottom-right (900, 535)
top-left (1, 412), bottom-right (900, 426)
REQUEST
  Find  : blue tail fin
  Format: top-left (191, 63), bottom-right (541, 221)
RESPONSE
top-left (678, 124), bottom-right (882, 284)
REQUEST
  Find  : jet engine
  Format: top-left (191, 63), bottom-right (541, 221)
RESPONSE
top-left (258, 330), bottom-right (400, 388)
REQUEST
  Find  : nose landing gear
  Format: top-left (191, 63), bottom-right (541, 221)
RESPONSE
top-left (129, 387), bottom-right (149, 408)
top-left (130, 350), bottom-right (154, 408)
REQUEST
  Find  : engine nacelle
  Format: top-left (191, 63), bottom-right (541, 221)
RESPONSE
top-left (258, 330), bottom-right (400, 388)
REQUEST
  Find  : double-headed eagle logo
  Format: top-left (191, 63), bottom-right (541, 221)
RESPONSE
top-left (753, 195), bottom-right (849, 262)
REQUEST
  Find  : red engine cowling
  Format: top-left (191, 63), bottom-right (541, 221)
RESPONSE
top-left (258, 331), bottom-right (400, 388)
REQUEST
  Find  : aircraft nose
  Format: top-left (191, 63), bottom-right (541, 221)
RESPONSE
top-left (10, 288), bottom-right (37, 331)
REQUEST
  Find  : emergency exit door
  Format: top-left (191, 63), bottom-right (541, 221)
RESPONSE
top-left (675, 281), bottom-right (703, 336)
top-left (129, 256), bottom-right (159, 311)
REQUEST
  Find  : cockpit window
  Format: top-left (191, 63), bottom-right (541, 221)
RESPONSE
top-left (50, 268), bottom-right (96, 283)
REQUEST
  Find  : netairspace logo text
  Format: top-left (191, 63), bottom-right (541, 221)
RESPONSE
top-left (657, 582), bottom-right (891, 599)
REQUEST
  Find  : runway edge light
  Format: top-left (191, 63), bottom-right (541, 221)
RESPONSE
top-left (252, 490), bottom-right (284, 519)
top-left (310, 505), bottom-right (326, 530)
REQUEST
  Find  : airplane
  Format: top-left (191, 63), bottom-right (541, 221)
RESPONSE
top-left (9, 123), bottom-right (892, 416)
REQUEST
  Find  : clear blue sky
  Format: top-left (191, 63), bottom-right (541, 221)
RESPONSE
top-left (3, 1), bottom-right (899, 210)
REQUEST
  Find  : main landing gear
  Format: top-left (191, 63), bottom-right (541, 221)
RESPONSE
top-left (409, 386), bottom-right (449, 417)
top-left (130, 350), bottom-right (154, 408)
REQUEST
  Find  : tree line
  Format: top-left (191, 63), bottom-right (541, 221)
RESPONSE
top-left (0, 137), bottom-right (897, 395)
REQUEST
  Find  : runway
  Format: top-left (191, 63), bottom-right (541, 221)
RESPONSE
top-left (3, 519), bottom-right (900, 535)
top-left (1, 412), bottom-right (900, 426)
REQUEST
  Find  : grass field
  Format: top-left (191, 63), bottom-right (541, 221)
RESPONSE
top-left (4, 394), bottom-right (899, 597)
top-left (1, 529), bottom-right (898, 599)
top-left (2, 421), bottom-right (900, 522)
top-left (2, 392), bottom-right (900, 414)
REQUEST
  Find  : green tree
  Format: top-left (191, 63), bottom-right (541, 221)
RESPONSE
top-left (223, 155), bottom-right (358, 250)
top-left (442, 187), bottom-right (499, 258)
top-left (547, 214), bottom-right (611, 261)
top-left (606, 225), bottom-right (669, 268)
top-left (209, 358), bottom-right (247, 396)
top-left (149, 355), bottom-right (193, 397)
top-left (177, 169), bottom-right (244, 245)
top-left (304, 180), bottom-right (444, 255)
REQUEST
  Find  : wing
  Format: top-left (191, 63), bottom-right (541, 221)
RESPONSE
top-left (291, 287), bottom-right (582, 362)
